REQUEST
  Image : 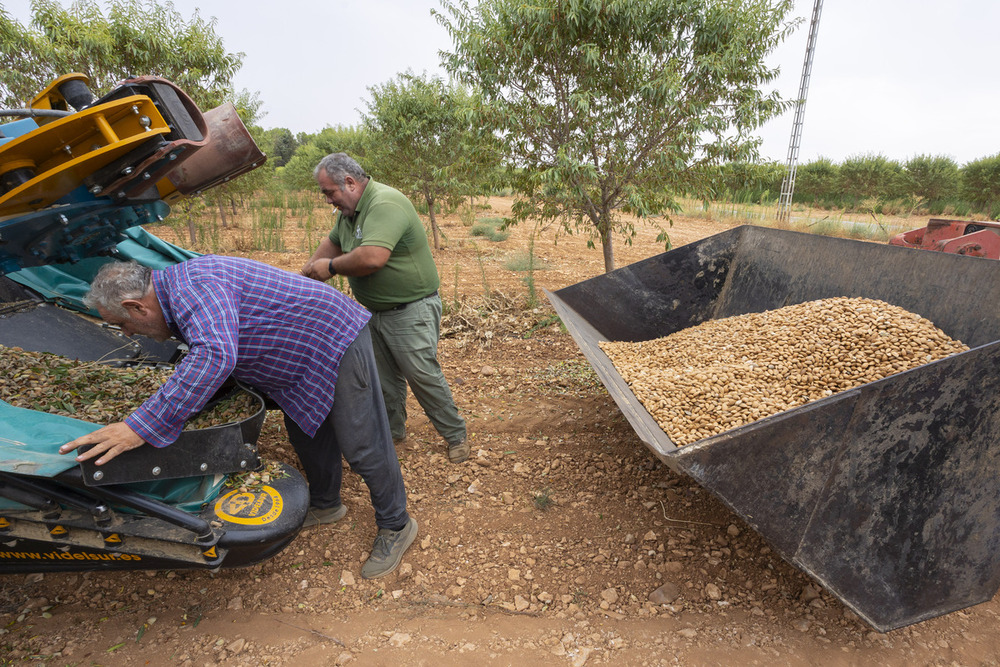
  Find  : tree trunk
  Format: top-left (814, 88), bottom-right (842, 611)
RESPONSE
top-left (601, 227), bottom-right (615, 273)
top-left (426, 196), bottom-right (441, 250)
top-left (229, 195), bottom-right (237, 216)
top-left (217, 197), bottom-right (228, 228)
top-left (187, 206), bottom-right (197, 247)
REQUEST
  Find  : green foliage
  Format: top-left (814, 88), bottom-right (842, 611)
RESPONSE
top-left (793, 157), bottom-right (840, 203)
top-left (838, 154), bottom-right (906, 201)
top-left (783, 155), bottom-right (978, 218)
top-left (280, 125), bottom-right (368, 190)
top-left (361, 71), bottom-right (502, 249)
top-left (509, 233), bottom-right (547, 309)
top-left (532, 488), bottom-right (555, 511)
top-left (470, 220), bottom-right (509, 242)
top-left (258, 127), bottom-right (298, 168)
top-left (503, 250), bottom-right (550, 272)
top-left (458, 204), bottom-right (477, 227)
top-left (960, 153), bottom-right (1000, 213)
top-left (443, 263), bottom-right (461, 316)
top-left (718, 155), bottom-right (1000, 223)
top-left (717, 161), bottom-right (785, 202)
top-left (436, 0), bottom-right (798, 272)
top-left (903, 154), bottom-right (959, 203)
top-left (251, 208), bottom-right (286, 252)
top-left (472, 243), bottom-right (492, 297)
top-left (0, 0), bottom-right (249, 113)
top-left (0, 6), bottom-right (51, 104)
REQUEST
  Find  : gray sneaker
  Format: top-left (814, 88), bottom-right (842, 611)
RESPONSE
top-left (448, 439), bottom-right (470, 463)
top-left (301, 504), bottom-right (346, 528)
top-left (361, 517), bottom-right (418, 579)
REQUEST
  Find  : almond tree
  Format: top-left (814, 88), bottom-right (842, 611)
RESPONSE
top-left (281, 125), bottom-right (369, 191)
top-left (436, 0), bottom-right (797, 272)
top-left (0, 0), bottom-right (248, 114)
top-left (362, 71), bottom-right (500, 250)
top-left (961, 154), bottom-right (1000, 217)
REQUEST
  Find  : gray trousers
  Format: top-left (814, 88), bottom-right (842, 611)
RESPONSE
top-left (368, 293), bottom-right (466, 445)
top-left (283, 324), bottom-right (408, 531)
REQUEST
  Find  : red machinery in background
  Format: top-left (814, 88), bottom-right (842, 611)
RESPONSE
top-left (889, 218), bottom-right (1000, 259)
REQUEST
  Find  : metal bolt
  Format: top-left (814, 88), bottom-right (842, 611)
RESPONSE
top-left (142, 172), bottom-right (151, 180)
top-left (121, 167), bottom-right (134, 176)
top-left (168, 153), bottom-right (177, 160)
top-left (89, 185), bottom-right (103, 195)
top-left (93, 470), bottom-right (104, 481)
top-left (63, 145), bottom-right (72, 154)
top-left (138, 115), bottom-right (151, 128)
top-left (131, 104), bottom-right (140, 114)
top-left (151, 466), bottom-right (161, 476)
top-left (58, 214), bottom-right (69, 225)
top-left (200, 463), bottom-right (208, 472)
top-left (240, 460), bottom-right (247, 469)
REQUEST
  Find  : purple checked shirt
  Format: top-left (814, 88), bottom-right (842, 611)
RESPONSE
top-left (124, 255), bottom-right (370, 447)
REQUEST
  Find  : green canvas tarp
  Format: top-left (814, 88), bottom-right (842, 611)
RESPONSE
top-left (7, 226), bottom-right (198, 314)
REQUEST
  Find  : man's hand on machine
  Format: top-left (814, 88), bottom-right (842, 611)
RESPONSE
top-left (60, 422), bottom-right (146, 465)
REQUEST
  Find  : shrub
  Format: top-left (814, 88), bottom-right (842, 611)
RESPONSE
top-left (719, 161), bottom-right (785, 202)
top-left (960, 153), bottom-right (1000, 214)
top-left (504, 251), bottom-right (550, 271)
top-left (793, 158), bottom-right (840, 203)
top-left (470, 221), bottom-right (509, 241)
top-left (839, 154), bottom-right (906, 200)
top-left (904, 154), bottom-right (960, 202)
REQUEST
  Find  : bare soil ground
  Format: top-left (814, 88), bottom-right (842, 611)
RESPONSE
top-left (3, 200), bottom-right (998, 666)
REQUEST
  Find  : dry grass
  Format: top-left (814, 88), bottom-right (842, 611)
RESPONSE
top-left (149, 193), bottom-right (939, 306)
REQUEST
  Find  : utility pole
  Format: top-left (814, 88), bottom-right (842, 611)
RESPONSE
top-left (777, 0), bottom-right (824, 222)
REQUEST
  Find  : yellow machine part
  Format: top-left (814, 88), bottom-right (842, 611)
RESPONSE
top-left (0, 95), bottom-right (170, 216)
top-left (28, 73), bottom-right (93, 125)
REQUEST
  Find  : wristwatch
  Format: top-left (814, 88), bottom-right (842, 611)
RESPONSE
top-left (328, 259), bottom-right (336, 276)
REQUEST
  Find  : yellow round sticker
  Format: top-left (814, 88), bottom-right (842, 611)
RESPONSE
top-left (214, 486), bottom-right (284, 525)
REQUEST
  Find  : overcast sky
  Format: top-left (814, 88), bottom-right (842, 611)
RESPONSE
top-left (4, 0), bottom-right (999, 165)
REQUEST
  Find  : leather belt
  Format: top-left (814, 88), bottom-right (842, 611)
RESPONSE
top-left (384, 290), bottom-right (438, 312)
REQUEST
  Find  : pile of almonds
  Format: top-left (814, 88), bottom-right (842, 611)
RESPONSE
top-left (599, 297), bottom-right (968, 445)
top-left (0, 345), bottom-right (257, 430)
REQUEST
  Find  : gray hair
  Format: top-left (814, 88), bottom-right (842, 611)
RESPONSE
top-left (313, 152), bottom-right (368, 186)
top-left (84, 260), bottom-right (152, 318)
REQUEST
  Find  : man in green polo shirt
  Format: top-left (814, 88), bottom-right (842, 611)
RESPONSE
top-left (303, 153), bottom-right (469, 464)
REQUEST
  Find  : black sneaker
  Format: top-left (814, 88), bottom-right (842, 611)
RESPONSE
top-left (361, 517), bottom-right (418, 579)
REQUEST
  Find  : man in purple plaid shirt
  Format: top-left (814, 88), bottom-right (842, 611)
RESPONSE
top-left (60, 255), bottom-right (417, 579)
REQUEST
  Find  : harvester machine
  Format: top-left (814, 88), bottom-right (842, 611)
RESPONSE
top-left (889, 218), bottom-right (1000, 259)
top-left (0, 74), bottom-right (309, 574)
top-left (547, 225), bottom-right (1000, 632)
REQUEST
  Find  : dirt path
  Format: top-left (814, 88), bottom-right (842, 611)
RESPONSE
top-left (3, 202), bottom-right (997, 666)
